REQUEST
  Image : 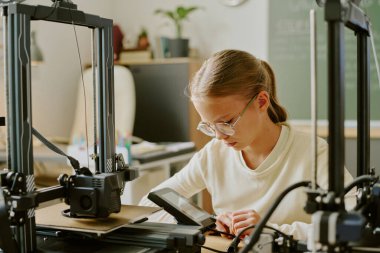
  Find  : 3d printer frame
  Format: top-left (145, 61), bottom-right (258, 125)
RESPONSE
top-left (325, 0), bottom-right (371, 200)
top-left (2, 2), bottom-right (115, 252)
top-left (241, 1), bottom-right (380, 252)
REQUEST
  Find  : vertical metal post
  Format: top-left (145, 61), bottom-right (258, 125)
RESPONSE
top-left (91, 29), bottom-right (99, 173)
top-left (6, 9), bottom-right (36, 253)
top-left (325, 0), bottom-right (345, 202)
top-left (310, 9), bottom-right (318, 190)
top-left (96, 22), bottom-right (115, 173)
top-left (357, 31), bottom-right (370, 180)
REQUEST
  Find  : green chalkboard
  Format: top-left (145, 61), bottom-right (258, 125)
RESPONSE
top-left (268, 0), bottom-right (380, 121)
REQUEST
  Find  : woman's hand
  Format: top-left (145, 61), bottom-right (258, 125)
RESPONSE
top-left (215, 212), bottom-right (233, 238)
top-left (230, 209), bottom-right (261, 238)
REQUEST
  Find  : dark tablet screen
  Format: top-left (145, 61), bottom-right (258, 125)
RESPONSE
top-left (160, 191), bottom-right (207, 220)
top-left (148, 188), bottom-right (215, 228)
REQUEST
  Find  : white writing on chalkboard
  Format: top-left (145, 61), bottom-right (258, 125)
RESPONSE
top-left (269, 0), bottom-right (380, 121)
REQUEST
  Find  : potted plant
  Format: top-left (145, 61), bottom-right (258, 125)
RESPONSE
top-left (137, 28), bottom-right (150, 50)
top-left (155, 6), bottom-right (200, 57)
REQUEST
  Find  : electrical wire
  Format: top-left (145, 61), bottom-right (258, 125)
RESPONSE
top-left (197, 244), bottom-right (228, 253)
top-left (227, 225), bottom-right (256, 253)
top-left (33, 0), bottom-right (58, 20)
top-left (207, 228), bottom-right (236, 238)
top-left (239, 181), bottom-right (310, 253)
top-left (228, 225), bottom-right (255, 253)
top-left (68, 5), bottom-right (90, 169)
top-left (227, 224), bottom-right (294, 253)
top-left (207, 223), bottom-right (293, 253)
top-left (31, 127), bottom-right (80, 171)
top-left (343, 174), bottom-right (378, 197)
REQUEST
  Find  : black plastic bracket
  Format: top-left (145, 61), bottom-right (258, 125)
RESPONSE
top-left (0, 188), bottom-right (18, 253)
top-left (52, 0), bottom-right (77, 10)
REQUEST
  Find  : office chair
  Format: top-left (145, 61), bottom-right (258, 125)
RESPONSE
top-left (70, 65), bottom-right (136, 146)
top-left (34, 65), bottom-right (136, 187)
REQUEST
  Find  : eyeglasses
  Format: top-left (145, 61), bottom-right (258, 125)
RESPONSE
top-left (197, 95), bottom-right (257, 137)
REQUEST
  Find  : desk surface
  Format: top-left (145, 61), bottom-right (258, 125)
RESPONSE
top-left (36, 203), bottom-right (160, 234)
top-left (0, 143), bottom-right (196, 166)
top-left (203, 235), bottom-right (236, 253)
top-left (0, 144), bottom-right (68, 163)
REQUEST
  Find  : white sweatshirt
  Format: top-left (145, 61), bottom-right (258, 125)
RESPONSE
top-left (139, 125), bottom-right (355, 240)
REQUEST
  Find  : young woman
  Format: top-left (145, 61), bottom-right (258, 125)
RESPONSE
top-left (139, 49), bottom-right (355, 240)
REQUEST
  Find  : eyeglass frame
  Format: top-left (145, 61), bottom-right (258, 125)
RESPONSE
top-left (196, 95), bottom-right (258, 137)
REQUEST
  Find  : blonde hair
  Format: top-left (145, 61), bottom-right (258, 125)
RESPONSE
top-left (189, 49), bottom-right (287, 123)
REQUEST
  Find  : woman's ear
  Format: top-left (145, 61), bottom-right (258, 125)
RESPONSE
top-left (259, 98), bottom-right (265, 107)
top-left (257, 91), bottom-right (270, 110)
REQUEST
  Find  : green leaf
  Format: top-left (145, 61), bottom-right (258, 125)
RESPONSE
top-left (177, 6), bottom-right (199, 20)
top-left (154, 6), bottom-right (201, 38)
top-left (155, 9), bottom-right (175, 21)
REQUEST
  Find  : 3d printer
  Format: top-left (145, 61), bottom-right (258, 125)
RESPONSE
top-left (0, 1), bottom-right (204, 252)
top-left (0, 0), bottom-right (138, 251)
top-left (1, 1), bottom-right (380, 253)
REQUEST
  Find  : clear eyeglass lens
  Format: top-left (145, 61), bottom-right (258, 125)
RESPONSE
top-left (197, 124), bottom-right (216, 137)
top-left (215, 123), bottom-right (235, 136)
top-left (197, 122), bottom-right (236, 137)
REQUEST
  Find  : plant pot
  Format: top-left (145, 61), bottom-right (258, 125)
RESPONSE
top-left (168, 38), bottom-right (189, 57)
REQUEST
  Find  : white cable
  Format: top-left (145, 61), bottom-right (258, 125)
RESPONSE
top-left (69, 8), bottom-right (90, 169)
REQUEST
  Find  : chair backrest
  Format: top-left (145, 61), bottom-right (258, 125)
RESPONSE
top-left (70, 65), bottom-right (136, 145)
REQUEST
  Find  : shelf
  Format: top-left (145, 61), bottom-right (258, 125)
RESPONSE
top-left (115, 57), bottom-right (202, 66)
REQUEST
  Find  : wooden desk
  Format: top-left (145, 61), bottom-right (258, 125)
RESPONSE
top-left (203, 235), bottom-right (235, 253)
top-left (0, 145), bottom-right (195, 205)
top-left (0, 144), bottom-right (194, 172)
top-left (203, 234), bottom-right (275, 253)
top-left (122, 151), bottom-right (195, 205)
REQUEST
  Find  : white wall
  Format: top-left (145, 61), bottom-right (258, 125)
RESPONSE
top-left (25, 0), bottom-right (113, 138)
top-left (112, 0), bottom-right (268, 59)
top-left (1, 0), bottom-right (269, 139)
